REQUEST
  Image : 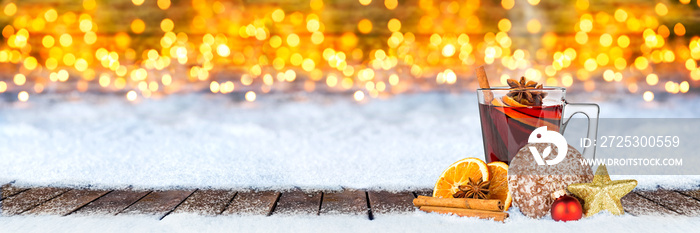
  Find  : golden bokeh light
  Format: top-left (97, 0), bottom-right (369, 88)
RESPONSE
top-left (158, 0), bottom-right (171, 10)
top-left (498, 18), bottom-right (511, 32)
top-left (131, 19), bottom-right (145, 34)
top-left (63, 53), bottom-right (76, 66)
top-left (59, 34), bottom-right (73, 47)
top-left (665, 81), bottom-right (679, 94)
top-left (45, 9), bottom-right (57, 22)
top-left (42, 35), bottom-right (55, 48)
top-left (614, 9), bottom-right (628, 22)
top-left (358, 19), bottom-right (373, 34)
top-left (14, 73), bottom-right (26, 86)
top-left (646, 73), bottom-right (659, 86)
top-left (287, 33), bottom-right (300, 47)
top-left (18, 91), bottom-right (28, 102)
top-left (310, 0), bottom-right (323, 10)
top-left (311, 31), bottom-right (324, 44)
top-left (307, 19), bottom-right (320, 32)
top-left (579, 19), bottom-right (592, 32)
top-left (161, 18), bottom-right (174, 32)
top-left (210, 81), bottom-right (220, 93)
top-left (385, 0), bottom-right (398, 10)
top-left (599, 34), bottom-right (613, 47)
top-left (442, 44), bottom-right (456, 57)
top-left (575, 31), bottom-right (588, 44)
top-left (617, 35), bottom-right (630, 48)
top-left (655, 3), bottom-right (668, 16)
top-left (679, 81), bottom-right (690, 93)
top-left (272, 9), bottom-right (285, 22)
top-left (217, 44), bottom-right (230, 57)
top-left (84, 31), bottom-right (97, 44)
top-left (635, 56), bottom-right (649, 70)
top-left (388, 18), bottom-right (401, 32)
top-left (674, 23), bottom-right (686, 36)
top-left (79, 19), bottom-right (92, 32)
top-left (4, 3), bottom-right (17, 16)
top-left (501, 0), bottom-right (514, 10)
top-left (126, 90), bottom-right (137, 101)
top-left (0, 0), bottom-right (694, 103)
top-left (354, 90), bottom-right (365, 101)
top-left (23, 57), bottom-right (37, 70)
top-left (527, 19), bottom-right (541, 34)
top-left (83, 0), bottom-right (96, 10)
top-left (245, 91), bottom-right (256, 102)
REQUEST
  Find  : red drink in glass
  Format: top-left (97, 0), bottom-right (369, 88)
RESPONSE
top-left (478, 103), bottom-right (563, 164)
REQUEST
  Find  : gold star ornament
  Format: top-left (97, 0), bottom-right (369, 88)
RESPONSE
top-left (567, 165), bottom-right (637, 217)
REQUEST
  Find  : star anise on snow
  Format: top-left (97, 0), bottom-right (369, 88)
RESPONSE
top-left (452, 177), bottom-right (490, 199)
top-left (506, 76), bottom-right (548, 106)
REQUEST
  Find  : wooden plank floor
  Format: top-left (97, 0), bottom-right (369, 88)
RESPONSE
top-left (172, 189), bottom-right (237, 216)
top-left (636, 190), bottom-right (700, 216)
top-left (24, 189), bottom-right (110, 216)
top-left (368, 191), bottom-right (415, 215)
top-left (1, 187), bottom-right (69, 216)
top-left (1, 183), bottom-right (29, 201)
top-left (319, 190), bottom-right (369, 216)
top-left (72, 190), bottom-right (150, 215)
top-left (221, 190), bottom-right (280, 216)
top-left (621, 192), bottom-right (678, 216)
top-left (2, 184), bottom-right (700, 220)
top-left (273, 190), bottom-right (322, 215)
top-left (119, 190), bottom-right (195, 219)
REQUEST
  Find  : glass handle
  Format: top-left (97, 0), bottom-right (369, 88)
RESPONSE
top-left (560, 103), bottom-right (600, 160)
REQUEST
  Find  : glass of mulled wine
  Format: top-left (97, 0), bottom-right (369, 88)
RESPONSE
top-left (477, 87), bottom-right (599, 165)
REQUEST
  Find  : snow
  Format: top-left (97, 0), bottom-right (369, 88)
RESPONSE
top-left (1, 210), bottom-right (699, 233)
top-left (1, 92), bottom-right (699, 190)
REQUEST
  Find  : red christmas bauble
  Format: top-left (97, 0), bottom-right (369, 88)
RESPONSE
top-left (551, 195), bottom-right (583, 221)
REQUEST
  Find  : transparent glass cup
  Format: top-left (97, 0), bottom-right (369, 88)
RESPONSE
top-left (476, 87), bottom-right (599, 164)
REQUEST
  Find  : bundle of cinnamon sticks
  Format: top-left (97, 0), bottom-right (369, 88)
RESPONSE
top-left (413, 196), bottom-right (508, 222)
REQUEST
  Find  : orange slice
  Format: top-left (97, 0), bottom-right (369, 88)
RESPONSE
top-left (493, 107), bottom-right (560, 129)
top-left (490, 98), bottom-right (505, 107)
top-left (487, 161), bottom-right (512, 211)
top-left (433, 157), bottom-right (490, 198)
top-left (502, 95), bottom-right (526, 107)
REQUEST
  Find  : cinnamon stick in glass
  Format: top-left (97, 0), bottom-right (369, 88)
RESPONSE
top-left (476, 66), bottom-right (493, 102)
top-left (413, 196), bottom-right (503, 211)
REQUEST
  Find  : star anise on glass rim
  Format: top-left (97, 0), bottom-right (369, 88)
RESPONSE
top-left (506, 76), bottom-right (548, 106)
top-left (452, 177), bottom-right (490, 199)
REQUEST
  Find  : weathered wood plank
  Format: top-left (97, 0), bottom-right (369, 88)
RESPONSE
top-left (0, 187), bottom-right (68, 216)
top-left (222, 190), bottom-right (280, 216)
top-left (636, 190), bottom-right (700, 216)
top-left (368, 191), bottom-right (415, 215)
top-left (413, 189), bottom-right (432, 198)
top-left (1, 184), bottom-right (29, 201)
top-left (679, 190), bottom-right (700, 201)
top-left (319, 190), bottom-right (368, 216)
top-left (273, 190), bottom-right (321, 215)
top-left (119, 189), bottom-right (195, 219)
top-left (24, 189), bottom-right (110, 216)
top-left (71, 190), bottom-right (150, 215)
top-left (5, 187), bottom-right (695, 218)
top-left (171, 189), bottom-right (237, 216)
top-left (621, 192), bottom-right (677, 216)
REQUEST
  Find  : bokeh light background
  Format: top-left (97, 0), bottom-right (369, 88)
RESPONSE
top-left (0, 0), bottom-right (698, 103)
